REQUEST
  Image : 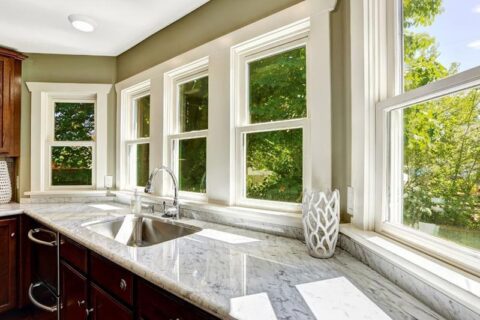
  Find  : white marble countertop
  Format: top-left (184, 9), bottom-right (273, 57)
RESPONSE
top-left (0, 202), bottom-right (444, 320)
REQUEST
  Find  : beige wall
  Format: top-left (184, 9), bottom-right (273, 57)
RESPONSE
top-left (117, 0), bottom-right (303, 81)
top-left (19, 54), bottom-right (117, 197)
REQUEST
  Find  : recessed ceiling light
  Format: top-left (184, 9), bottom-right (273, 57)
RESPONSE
top-left (68, 14), bottom-right (97, 32)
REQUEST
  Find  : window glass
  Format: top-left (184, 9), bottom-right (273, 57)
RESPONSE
top-left (54, 102), bottom-right (95, 141)
top-left (400, 86), bottom-right (480, 249)
top-left (133, 95), bottom-right (150, 138)
top-left (402, 0), bottom-right (480, 91)
top-left (179, 77), bottom-right (208, 132)
top-left (51, 146), bottom-right (92, 186)
top-left (248, 46), bottom-right (306, 123)
top-left (178, 138), bottom-right (206, 193)
top-left (128, 144), bottom-right (149, 187)
top-left (246, 129), bottom-right (303, 203)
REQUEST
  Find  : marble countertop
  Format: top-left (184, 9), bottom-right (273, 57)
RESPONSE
top-left (0, 202), bottom-right (444, 320)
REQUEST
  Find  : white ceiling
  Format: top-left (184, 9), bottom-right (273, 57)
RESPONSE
top-left (0, 0), bottom-right (209, 56)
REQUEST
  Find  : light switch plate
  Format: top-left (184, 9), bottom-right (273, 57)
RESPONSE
top-left (347, 186), bottom-right (354, 215)
top-left (104, 176), bottom-right (113, 188)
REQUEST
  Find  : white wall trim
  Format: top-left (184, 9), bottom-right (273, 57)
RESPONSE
top-left (26, 82), bottom-right (112, 193)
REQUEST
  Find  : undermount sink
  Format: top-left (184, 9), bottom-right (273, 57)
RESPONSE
top-left (83, 215), bottom-right (201, 247)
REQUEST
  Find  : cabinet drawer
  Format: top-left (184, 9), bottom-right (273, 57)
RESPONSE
top-left (137, 279), bottom-right (218, 320)
top-left (60, 235), bottom-right (88, 274)
top-left (90, 283), bottom-right (133, 320)
top-left (89, 252), bottom-right (133, 305)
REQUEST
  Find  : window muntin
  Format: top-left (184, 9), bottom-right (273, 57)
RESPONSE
top-left (238, 43), bottom-right (307, 208)
top-left (248, 47), bottom-right (306, 123)
top-left (402, 0), bottom-right (480, 91)
top-left (126, 94), bottom-right (150, 189)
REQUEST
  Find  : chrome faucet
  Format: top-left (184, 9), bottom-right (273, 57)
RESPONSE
top-left (144, 166), bottom-right (180, 219)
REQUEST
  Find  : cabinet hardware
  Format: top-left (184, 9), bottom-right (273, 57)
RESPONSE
top-left (10, 232), bottom-right (15, 238)
top-left (85, 308), bottom-right (94, 316)
top-left (77, 300), bottom-right (86, 307)
top-left (120, 278), bottom-right (127, 291)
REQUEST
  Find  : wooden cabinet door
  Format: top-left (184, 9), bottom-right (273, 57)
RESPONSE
top-left (60, 261), bottom-right (88, 320)
top-left (89, 283), bottom-right (133, 320)
top-left (0, 55), bottom-right (11, 154)
top-left (0, 217), bottom-right (17, 313)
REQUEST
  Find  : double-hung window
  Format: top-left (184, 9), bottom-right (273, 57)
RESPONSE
top-left (377, 0), bottom-right (480, 273)
top-left (50, 100), bottom-right (95, 188)
top-left (125, 93), bottom-right (151, 189)
top-left (235, 39), bottom-right (308, 211)
top-left (165, 60), bottom-right (208, 198)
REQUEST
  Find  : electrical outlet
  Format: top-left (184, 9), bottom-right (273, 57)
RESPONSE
top-left (347, 186), bottom-right (354, 215)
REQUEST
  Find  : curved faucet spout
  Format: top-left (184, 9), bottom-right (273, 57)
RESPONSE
top-left (144, 166), bottom-right (179, 218)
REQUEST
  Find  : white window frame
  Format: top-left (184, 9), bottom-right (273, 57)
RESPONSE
top-left (232, 19), bottom-right (311, 212)
top-left (164, 58), bottom-right (209, 201)
top-left (368, 0), bottom-right (480, 276)
top-left (117, 80), bottom-right (151, 191)
top-left (26, 82), bottom-right (111, 193)
top-left (47, 97), bottom-right (96, 189)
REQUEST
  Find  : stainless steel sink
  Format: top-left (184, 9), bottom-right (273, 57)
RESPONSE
top-left (83, 215), bottom-right (201, 247)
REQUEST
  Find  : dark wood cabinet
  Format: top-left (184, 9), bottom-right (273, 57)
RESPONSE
top-left (89, 283), bottom-right (133, 320)
top-left (60, 261), bottom-right (88, 320)
top-left (90, 252), bottom-right (133, 306)
top-left (0, 48), bottom-right (25, 157)
top-left (0, 217), bottom-right (17, 313)
top-left (137, 279), bottom-right (217, 320)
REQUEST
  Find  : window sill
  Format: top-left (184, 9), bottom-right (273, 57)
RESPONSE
top-left (25, 190), bottom-right (110, 197)
top-left (340, 224), bottom-right (480, 315)
top-left (112, 190), bottom-right (303, 230)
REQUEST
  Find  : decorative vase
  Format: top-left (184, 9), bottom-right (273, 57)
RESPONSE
top-left (0, 161), bottom-right (11, 204)
top-left (302, 189), bottom-right (340, 258)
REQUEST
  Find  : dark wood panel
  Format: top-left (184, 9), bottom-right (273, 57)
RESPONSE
top-left (17, 215), bottom-right (32, 308)
top-left (60, 261), bottom-right (88, 320)
top-left (0, 47), bottom-right (25, 157)
top-left (0, 217), bottom-right (17, 314)
top-left (90, 252), bottom-right (133, 306)
top-left (89, 283), bottom-right (133, 320)
top-left (136, 279), bottom-right (218, 320)
top-left (60, 235), bottom-right (88, 274)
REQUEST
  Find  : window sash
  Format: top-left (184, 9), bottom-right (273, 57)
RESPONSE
top-left (235, 38), bottom-right (308, 212)
top-left (173, 71), bottom-right (209, 135)
top-left (167, 132), bottom-right (208, 199)
top-left (48, 144), bottom-right (95, 189)
top-left (125, 140), bottom-right (150, 189)
top-left (377, 4), bottom-right (480, 273)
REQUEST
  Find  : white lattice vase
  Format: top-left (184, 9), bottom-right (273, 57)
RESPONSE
top-left (302, 190), bottom-right (340, 259)
top-left (0, 161), bottom-right (12, 204)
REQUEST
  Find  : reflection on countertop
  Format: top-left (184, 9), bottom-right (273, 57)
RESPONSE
top-left (0, 202), bottom-right (444, 320)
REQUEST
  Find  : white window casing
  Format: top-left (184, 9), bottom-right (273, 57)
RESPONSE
top-left (117, 80), bottom-right (151, 191)
top-left (164, 57), bottom-right (209, 201)
top-left (349, 0), bottom-right (480, 275)
top-left (26, 82), bottom-right (111, 193)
